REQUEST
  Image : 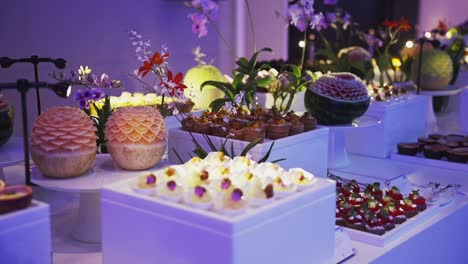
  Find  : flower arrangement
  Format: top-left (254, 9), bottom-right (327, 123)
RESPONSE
top-left (373, 17), bottom-right (412, 87)
top-left (128, 30), bottom-right (193, 117)
top-left (51, 65), bottom-right (121, 153)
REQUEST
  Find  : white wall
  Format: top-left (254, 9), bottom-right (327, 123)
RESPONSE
top-left (0, 0), bottom-right (288, 138)
top-left (418, 0), bottom-right (467, 34)
top-left (0, 0), bottom-right (220, 136)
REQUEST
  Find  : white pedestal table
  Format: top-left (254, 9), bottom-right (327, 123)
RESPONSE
top-left (31, 154), bottom-right (166, 243)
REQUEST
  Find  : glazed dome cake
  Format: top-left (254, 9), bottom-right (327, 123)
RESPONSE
top-left (31, 107), bottom-right (97, 178)
top-left (105, 106), bottom-right (166, 170)
top-left (304, 72), bottom-right (370, 125)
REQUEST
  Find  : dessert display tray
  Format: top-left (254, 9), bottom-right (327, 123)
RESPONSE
top-left (101, 176), bottom-right (336, 264)
top-left (346, 95), bottom-right (427, 158)
top-left (0, 200), bottom-right (51, 263)
top-left (343, 201), bottom-right (441, 247)
top-left (391, 152), bottom-right (468, 173)
top-left (168, 126), bottom-right (329, 177)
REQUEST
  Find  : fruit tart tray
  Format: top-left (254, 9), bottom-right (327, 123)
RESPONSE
top-left (334, 178), bottom-right (443, 247)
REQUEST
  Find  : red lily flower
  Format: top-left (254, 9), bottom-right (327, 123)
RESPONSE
top-left (137, 52), bottom-right (170, 77)
top-left (399, 17), bottom-right (411, 31)
top-left (160, 71), bottom-right (187, 96)
top-left (437, 20), bottom-right (448, 33)
top-left (383, 19), bottom-right (398, 29)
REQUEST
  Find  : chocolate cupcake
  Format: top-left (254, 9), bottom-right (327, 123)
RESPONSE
top-left (428, 133), bottom-right (445, 140)
top-left (267, 118), bottom-right (291, 140)
top-left (209, 118), bottom-right (229, 137)
top-left (243, 122), bottom-right (266, 142)
top-left (192, 117), bottom-right (211, 134)
top-left (300, 112), bottom-right (317, 131)
top-left (437, 139), bottom-right (460, 149)
top-left (446, 148), bottom-right (468, 163)
top-left (289, 121), bottom-right (304, 136)
top-left (423, 144), bottom-right (450, 160)
top-left (418, 137), bottom-right (437, 145)
top-left (397, 143), bottom-right (420, 156)
top-left (227, 128), bottom-right (244, 140)
top-left (446, 134), bottom-right (466, 143)
top-left (181, 115), bottom-right (197, 132)
top-left (418, 137), bottom-right (437, 152)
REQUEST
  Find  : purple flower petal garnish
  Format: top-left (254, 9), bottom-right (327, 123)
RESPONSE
top-left (221, 178), bottom-right (231, 190)
top-left (167, 180), bottom-right (177, 191)
top-left (231, 188), bottom-right (243, 202)
top-left (264, 184), bottom-right (274, 199)
top-left (194, 186), bottom-right (206, 197)
top-left (146, 174), bottom-right (156, 185)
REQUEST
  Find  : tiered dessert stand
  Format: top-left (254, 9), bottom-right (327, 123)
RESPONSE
top-left (420, 85), bottom-right (466, 132)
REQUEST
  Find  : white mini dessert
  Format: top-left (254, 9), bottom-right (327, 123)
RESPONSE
top-left (161, 165), bottom-right (186, 181)
top-left (203, 152), bottom-right (230, 165)
top-left (286, 168), bottom-right (317, 191)
top-left (132, 173), bottom-right (158, 196)
top-left (183, 157), bottom-right (204, 172)
top-left (216, 187), bottom-right (248, 216)
top-left (157, 179), bottom-right (184, 203)
top-left (251, 162), bottom-right (285, 181)
top-left (248, 177), bottom-right (275, 208)
top-left (273, 173), bottom-right (297, 198)
top-left (229, 156), bottom-right (255, 174)
top-left (184, 185), bottom-right (213, 210)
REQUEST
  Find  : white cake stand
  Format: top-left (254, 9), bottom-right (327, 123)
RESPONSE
top-left (325, 115), bottom-right (381, 169)
top-left (31, 154), bottom-right (166, 243)
top-left (0, 137), bottom-right (24, 181)
top-left (419, 85), bottom-right (464, 132)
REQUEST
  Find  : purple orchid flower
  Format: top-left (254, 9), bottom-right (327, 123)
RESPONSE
top-left (288, 4), bottom-right (308, 32)
top-left (195, 0), bottom-right (219, 21)
top-left (78, 100), bottom-right (90, 110)
top-left (91, 88), bottom-right (105, 101)
top-left (343, 12), bottom-right (351, 29)
top-left (83, 89), bottom-right (94, 101)
top-left (310, 12), bottom-right (327, 31)
top-left (188, 13), bottom-right (208, 38)
top-left (74, 89), bottom-right (85, 101)
top-left (87, 73), bottom-right (98, 86)
top-left (100, 73), bottom-right (111, 88)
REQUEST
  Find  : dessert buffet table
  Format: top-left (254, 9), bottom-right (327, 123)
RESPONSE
top-left (0, 200), bottom-right (51, 264)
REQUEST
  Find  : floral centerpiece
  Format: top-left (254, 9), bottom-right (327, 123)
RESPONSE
top-left (128, 31), bottom-right (194, 116)
top-left (51, 66), bottom-right (121, 153)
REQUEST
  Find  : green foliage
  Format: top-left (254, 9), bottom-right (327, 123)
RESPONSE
top-left (315, 33), bottom-right (372, 81)
top-left (172, 131), bottom-right (285, 164)
top-left (201, 48), bottom-right (273, 111)
top-left (90, 95), bottom-right (112, 153)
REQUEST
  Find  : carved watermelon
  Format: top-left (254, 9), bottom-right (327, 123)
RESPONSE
top-left (304, 73), bottom-right (370, 125)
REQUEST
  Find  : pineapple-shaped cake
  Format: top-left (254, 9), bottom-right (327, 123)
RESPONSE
top-left (105, 106), bottom-right (166, 170)
top-left (31, 107), bottom-right (97, 178)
